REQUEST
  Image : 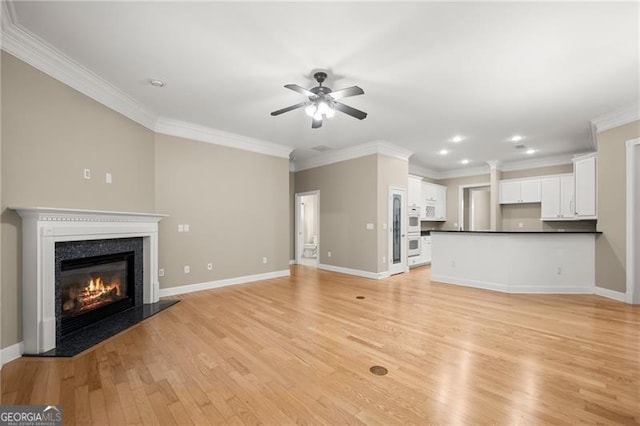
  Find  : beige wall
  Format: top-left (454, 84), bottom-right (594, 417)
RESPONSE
top-left (377, 155), bottom-right (409, 273)
top-left (1, 52), bottom-right (155, 348)
top-left (295, 155), bottom-right (378, 273)
top-left (289, 171), bottom-right (295, 261)
top-left (0, 51), bottom-right (3, 357)
top-left (595, 120), bottom-right (640, 292)
top-left (470, 188), bottom-right (491, 231)
top-left (154, 134), bottom-right (289, 287)
top-left (436, 174), bottom-right (491, 230)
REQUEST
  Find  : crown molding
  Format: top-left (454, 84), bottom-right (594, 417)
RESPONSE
top-left (500, 153), bottom-right (575, 172)
top-left (408, 153), bottom-right (578, 181)
top-left (408, 164), bottom-right (439, 180)
top-left (486, 160), bottom-right (502, 171)
top-left (293, 140), bottom-right (412, 172)
top-left (436, 165), bottom-right (490, 180)
top-left (590, 103), bottom-right (640, 134)
top-left (155, 117), bottom-right (293, 159)
top-left (1, 11), bottom-right (157, 130)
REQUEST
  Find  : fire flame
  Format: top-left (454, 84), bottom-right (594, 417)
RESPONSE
top-left (86, 276), bottom-right (121, 298)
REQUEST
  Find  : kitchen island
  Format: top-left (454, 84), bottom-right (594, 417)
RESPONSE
top-left (430, 230), bottom-right (601, 294)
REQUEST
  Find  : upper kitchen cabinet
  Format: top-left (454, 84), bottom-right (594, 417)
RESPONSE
top-left (422, 182), bottom-right (447, 221)
top-left (541, 174), bottom-right (575, 220)
top-left (499, 178), bottom-right (541, 204)
top-left (573, 153), bottom-right (597, 219)
top-left (408, 175), bottom-right (422, 207)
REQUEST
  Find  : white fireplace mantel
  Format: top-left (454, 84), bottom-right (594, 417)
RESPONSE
top-left (13, 207), bottom-right (168, 354)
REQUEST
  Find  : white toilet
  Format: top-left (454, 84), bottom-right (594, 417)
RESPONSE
top-left (303, 235), bottom-right (318, 258)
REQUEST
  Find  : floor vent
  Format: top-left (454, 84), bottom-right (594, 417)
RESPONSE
top-left (369, 365), bottom-right (388, 376)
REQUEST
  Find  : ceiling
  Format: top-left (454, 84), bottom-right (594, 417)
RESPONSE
top-left (7, 1), bottom-right (640, 172)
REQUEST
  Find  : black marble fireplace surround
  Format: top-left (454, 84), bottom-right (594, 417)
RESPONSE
top-left (33, 237), bottom-right (178, 357)
top-left (55, 237), bottom-right (144, 341)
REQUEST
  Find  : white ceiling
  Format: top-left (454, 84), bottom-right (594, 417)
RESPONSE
top-left (7, 1), bottom-right (640, 172)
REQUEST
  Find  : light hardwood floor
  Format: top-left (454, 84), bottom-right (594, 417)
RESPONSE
top-left (2, 265), bottom-right (640, 424)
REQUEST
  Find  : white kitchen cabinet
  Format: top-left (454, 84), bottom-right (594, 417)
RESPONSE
top-left (421, 182), bottom-right (447, 221)
top-left (573, 154), bottom-right (597, 219)
top-left (420, 236), bottom-right (432, 264)
top-left (408, 176), bottom-right (422, 207)
top-left (499, 178), bottom-right (541, 204)
top-left (541, 174), bottom-right (575, 220)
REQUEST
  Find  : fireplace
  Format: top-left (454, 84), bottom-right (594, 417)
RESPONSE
top-left (55, 237), bottom-right (144, 343)
top-left (15, 207), bottom-right (166, 354)
top-left (59, 251), bottom-right (135, 336)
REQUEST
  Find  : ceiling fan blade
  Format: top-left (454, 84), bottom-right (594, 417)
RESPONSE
top-left (328, 86), bottom-right (364, 100)
top-left (333, 102), bottom-right (368, 120)
top-left (270, 101), bottom-right (309, 116)
top-left (284, 84), bottom-right (315, 97)
top-left (311, 117), bottom-right (323, 129)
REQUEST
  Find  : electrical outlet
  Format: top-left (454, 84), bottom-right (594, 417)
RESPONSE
top-left (556, 266), bottom-right (562, 275)
top-left (184, 265), bottom-right (190, 274)
top-left (382, 223), bottom-right (387, 230)
top-left (262, 257), bottom-right (267, 264)
top-left (328, 251), bottom-right (332, 258)
top-left (83, 168), bottom-right (91, 179)
top-left (105, 172), bottom-right (112, 184)
top-left (178, 224), bottom-right (184, 232)
top-left (518, 222), bottom-right (524, 228)
top-left (207, 263), bottom-right (213, 270)
top-left (158, 268), bottom-right (164, 277)
top-left (382, 256), bottom-right (386, 264)
top-left (366, 223), bottom-right (374, 230)
top-left (184, 224), bottom-right (190, 232)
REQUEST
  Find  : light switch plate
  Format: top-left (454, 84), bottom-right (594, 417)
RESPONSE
top-left (105, 172), bottom-right (112, 184)
top-left (83, 169), bottom-right (91, 179)
top-left (366, 223), bottom-right (374, 230)
top-left (184, 265), bottom-right (190, 274)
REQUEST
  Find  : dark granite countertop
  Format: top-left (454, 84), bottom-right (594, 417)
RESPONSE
top-left (431, 230), bottom-right (602, 234)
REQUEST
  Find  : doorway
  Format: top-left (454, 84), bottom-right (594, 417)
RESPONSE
top-left (389, 187), bottom-right (407, 275)
top-left (295, 191), bottom-right (320, 267)
top-left (459, 183), bottom-right (491, 231)
top-left (626, 138), bottom-right (640, 303)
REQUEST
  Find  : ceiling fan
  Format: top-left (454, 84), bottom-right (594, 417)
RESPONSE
top-left (271, 71), bottom-right (367, 129)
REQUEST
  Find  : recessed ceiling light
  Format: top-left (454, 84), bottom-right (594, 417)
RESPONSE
top-left (461, 159), bottom-right (470, 165)
top-left (510, 135), bottom-right (523, 142)
top-left (150, 79), bottom-right (166, 88)
top-left (451, 135), bottom-right (464, 143)
top-left (526, 148), bottom-right (536, 155)
top-left (439, 149), bottom-right (449, 155)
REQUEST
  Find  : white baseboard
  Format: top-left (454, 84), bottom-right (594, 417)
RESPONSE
top-left (158, 269), bottom-right (291, 297)
top-left (594, 286), bottom-right (627, 302)
top-left (1, 341), bottom-right (24, 367)
top-left (318, 264), bottom-right (387, 280)
top-left (431, 274), bottom-right (509, 293)
top-left (431, 275), bottom-right (593, 294)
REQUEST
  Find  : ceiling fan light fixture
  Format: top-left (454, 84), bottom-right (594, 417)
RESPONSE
top-left (325, 107), bottom-right (336, 118)
top-left (305, 104), bottom-right (317, 117)
top-left (271, 70), bottom-right (367, 129)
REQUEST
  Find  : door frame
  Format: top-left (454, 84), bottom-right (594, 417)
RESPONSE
top-left (458, 182), bottom-right (490, 231)
top-left (295, 190), bottom-right (320, 265)
top-left (388, 186), bottom-right (407, 275)
top-left (626, 138), bottom-right (640, 303)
